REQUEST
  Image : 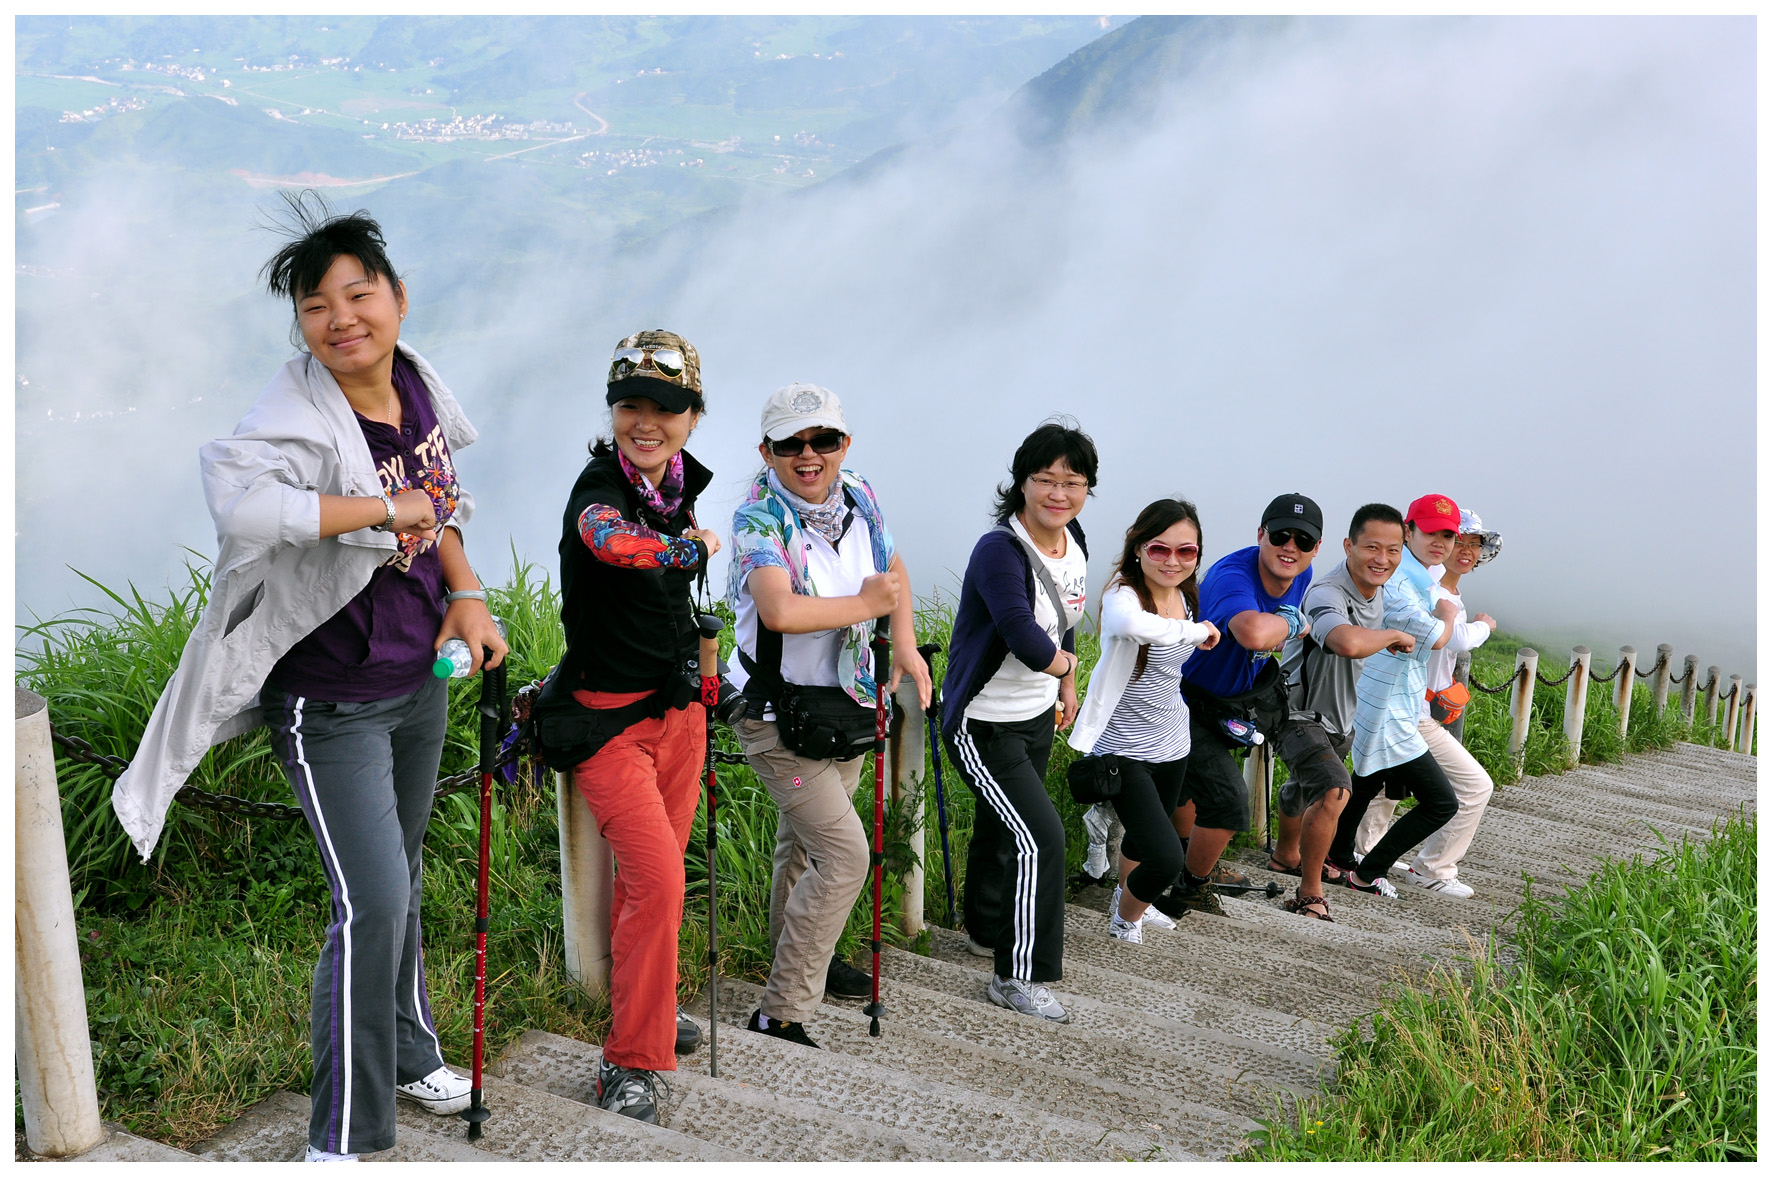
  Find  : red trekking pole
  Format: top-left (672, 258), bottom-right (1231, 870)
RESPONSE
top-left (696, 613), bottom-right (723, 1077)
top-left (461, 646), bottom-right (506, 1140)
top-left (865, 613), bottom-right (891, 1037)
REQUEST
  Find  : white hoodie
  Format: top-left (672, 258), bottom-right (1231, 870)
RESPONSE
top-left (1068, 583), bottom-right (1213, 756)
top-left (110, 343), bottom-right (477, 861)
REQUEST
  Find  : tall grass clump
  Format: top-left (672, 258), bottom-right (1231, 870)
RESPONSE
top-left (1245, 812), bottom-right (1757, 1161)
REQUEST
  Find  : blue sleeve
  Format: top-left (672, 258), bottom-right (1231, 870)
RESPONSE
top-left (970, 534), bottom-right (1060, 672)
top-left (1383, 582), bottom-right (1443, 664)
top-left (1198, 555), bottom-right (1260, 630)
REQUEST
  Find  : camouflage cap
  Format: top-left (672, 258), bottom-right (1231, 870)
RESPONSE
top-left (605, 328), bottom-right (703, 413)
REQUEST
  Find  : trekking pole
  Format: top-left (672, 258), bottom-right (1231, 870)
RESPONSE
top-left (917, 642), bottom-right (957, 930)
top-left (461, 641), bottom-right (507, 1141)
top-left (696, 613), bottom-right (723, 1078)
top-left (865, 613), bottom-right (892, 1037)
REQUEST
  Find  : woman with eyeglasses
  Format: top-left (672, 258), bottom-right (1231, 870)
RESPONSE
top-left (726, 383), bottom-right (931, 1048)
top-left (939, 421), bottom-right (1097, 1023)
top-left (550, 329), bottom-right (722, 1125)
top-left (111, 195), bottom-right (506, 1161)
top-left (1068, 500), bottom-right (1221, 943)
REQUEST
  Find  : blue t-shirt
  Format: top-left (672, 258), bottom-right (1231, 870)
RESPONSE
top-left (1180, 545), bottom-right (1312, 699)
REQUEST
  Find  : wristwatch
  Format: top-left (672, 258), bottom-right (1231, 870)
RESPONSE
top-left (369, 493), bottom-right (397, 533)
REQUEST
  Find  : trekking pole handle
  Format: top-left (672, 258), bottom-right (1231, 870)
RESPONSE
top-left (696, 613), bottom-right (722, 682)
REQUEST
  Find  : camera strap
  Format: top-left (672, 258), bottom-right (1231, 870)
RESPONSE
top-left (993, 522), bottom-right (1076, 637)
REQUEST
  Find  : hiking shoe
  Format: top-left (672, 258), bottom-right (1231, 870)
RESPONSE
top-left (1156, 881), bottom-right (1224, 918)
top-left (1346, 872), bottom-right (1400, 899)
top-left (395, 1065), bottom-right (472, 1115)
top-left (596, 1058), bottom-right (667, 1123)
top-left (1207, 862), bottom-right (1250, 887)
top-left (745, 1008), bottom-right (821, 1049)
top-left (1406, 868), bottom-right (1474, 898)
top-left (675, 1006), bottom-right (701, 1055)
top-left (304, 1145), bottom-right (359, 1162)
top-left (1082, 803), bottom-right (1113, 879)
top-left (964, 933), bottom-right (995, 958)
top-left (1107, 910), bottom-right (1144, 943)
top-left (826, 957), bottom-right (872, 1000)
top-left (987, 975), bottom-right (1071, 1023)
top-left (1140, 903), bottom-right (1177, 931)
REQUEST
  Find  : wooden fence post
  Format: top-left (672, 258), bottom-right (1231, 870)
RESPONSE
top-left (890, 682), bottom-right (927, 938)
top-left (1723, 676), bottom-right (1742, 751)
top-left (1703, 666), bottom-right (1722, 727)
top-left (1742, 685), bottom-right (1757, 755)
top-left (1561, 647), bottom-right (1592, 770)
top-left (1243, 740), bottom-right (1269, 846)
top-left (1507, 648), bottom-right (1538, 783)
top-left (15, 688), bottom-right (105, 1158)
top-left (1680, 655), bottom-right (1700, 722)
top-left (1613, 646), bottom-right (1636, 742)
top-left (1650, 644), bottom-right (1674, 715)
top-left (556, 771), bottom-right (613, 998)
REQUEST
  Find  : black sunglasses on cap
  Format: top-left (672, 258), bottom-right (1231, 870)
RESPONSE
top-left (1266, 528), bottom-right (1318, 552)
top-left (767, 431), bottom-right (846, 457)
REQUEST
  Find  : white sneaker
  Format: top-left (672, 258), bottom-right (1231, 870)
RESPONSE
top-left (1108, 911), bottom-right (1144, 943)
top-left (987, 975), bottom-right (1071, 1023)
top-left (395, 1065), bottom-right (473, 1115)
top-left (1406, 867), bottom-right (1474, 898)
top-left (1140, 904), bottom-right (1177, 931)
top-left (1346, 872), bottom-right (1401, 899)
top-left (305, 1145), bottom-right (359, 1162)
top-left (1082, 804), bottom-right (1112, 879)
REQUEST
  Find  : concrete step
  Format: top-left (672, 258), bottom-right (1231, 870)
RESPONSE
top-left (701, 976), bottom-right (1250, 1160)
top-left (494, 1027), bottom-right (1164, 1162)
top-left (53, 1125), bottom-right (213, 1162)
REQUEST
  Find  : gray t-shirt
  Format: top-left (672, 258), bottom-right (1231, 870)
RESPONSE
top-left (1279, 560), bottom-right (1385, 740)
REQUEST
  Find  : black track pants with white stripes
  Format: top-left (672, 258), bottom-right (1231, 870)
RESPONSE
top-left (266, 677), bottom-right (450, 1156)
top-left (946, 712), bottom-right (1066, 984)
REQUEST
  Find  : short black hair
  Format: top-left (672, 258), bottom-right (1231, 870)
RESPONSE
top-left (259, 189), bottom-right (400, 305)
top-left (1349, 502), bottom-right (1405, 542)
top-left (991, 419), bottom-right (1100, 524)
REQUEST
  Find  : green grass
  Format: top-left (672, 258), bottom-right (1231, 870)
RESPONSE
top-left (1243, 811), bottom-right (1756, 1161)
top-left (15, 560), bottom-right (1752, 1147)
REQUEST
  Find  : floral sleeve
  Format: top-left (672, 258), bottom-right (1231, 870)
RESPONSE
top-left (578, 503), bottom-right (702, 570)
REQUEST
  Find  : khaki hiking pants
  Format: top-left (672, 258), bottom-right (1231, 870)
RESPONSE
top-left (1355, 717), bottom-right (1494, 882)
top-left (735, 717), bottom-right (870, 1025)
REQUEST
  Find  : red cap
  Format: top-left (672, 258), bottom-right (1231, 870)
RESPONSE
top-left (1406, 493), bottom-right (1460, 533)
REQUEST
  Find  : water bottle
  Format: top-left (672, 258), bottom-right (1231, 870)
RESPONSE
top-left (1219, 717), bottom-right (1264, 747)
top-left (433, 617), bottom-right (506, 679)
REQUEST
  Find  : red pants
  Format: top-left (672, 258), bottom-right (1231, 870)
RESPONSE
top-left (571, 692), bottom-right (705, 1072)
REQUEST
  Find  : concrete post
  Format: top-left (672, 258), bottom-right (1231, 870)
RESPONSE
top-left (556, 770), bottom-right (613, 998)
top-left (1507, 648), bottom-right (1538, 783)
top-left (1453, 649), bottom-right (1471, 688)
top-left (1703, 666), bottom-right (1722, 727)
top-left (1742, 685), bottom-right (1757, 755)
top-left (1243, 740), bottom-right (1269, 845)
top-left (1650, 644), bottom-right (1674, 715)
top-left (15, 688), bottom-right (105, 1158)
top-left (1723, 676), bottom-right (1742, 751)
top-left (1561, 647), bottom-right (1592, 770)
top-left (1613, 646), bottom-right (1636, 743)
top-left (1679, 655), bottom-right (1700, 722)
top-left (889, 681), bottom-right (926, 938)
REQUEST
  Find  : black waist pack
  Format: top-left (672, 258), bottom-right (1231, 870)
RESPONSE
top-left (776, 684), bottom-right (879, 762)
top-left (531, 667), bottom-right (695, 772)
top-left (1182, 657), bottom-right (1290, 749)
top-left (1066, 754), bottom-right (1124, 805)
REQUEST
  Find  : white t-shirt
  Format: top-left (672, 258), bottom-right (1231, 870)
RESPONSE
top-left (1418, 577), bottom-right (1493, 722)
top-left (965, 515), bottom-right (1089, 724)
top-left (730, 513), bottom-right (876, 709)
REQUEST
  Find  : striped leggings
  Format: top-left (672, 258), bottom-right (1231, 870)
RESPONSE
top-left (945, 713), bottom-right (1066, 984)
top-left (266, 678), bottom-right (450, 1157)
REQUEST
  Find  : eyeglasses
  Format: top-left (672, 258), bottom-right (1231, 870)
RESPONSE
top-left (1453, 536), bottom-right (1484, 551)
top-left (1266, 529), bottom-right (1318, 552)
top-left (1028, 475), bottom-right (1089, 496)
top-left (609, 346), bottom-right (686, 381)
top-left (1142, 541), bottom-right (1199, 564)
top-left (767, 431), bottom-right (845, 457)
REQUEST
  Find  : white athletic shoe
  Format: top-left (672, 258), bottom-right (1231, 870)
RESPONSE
top-left (1108, 911), bottom-right (1144, 943)
top-left (395, 1065), bottom-right (473, 1115)
top-left (1406, 867), bottom-right (1474, 898)
top-left (987, 975), bottom-right (1071, 1023)
top-left (1346, 872), bottom-right (1401, 899)
top-left (305, 1145), bottom-right (359, 1162)
top-left (1140, 904), bottom-right (1177, 931)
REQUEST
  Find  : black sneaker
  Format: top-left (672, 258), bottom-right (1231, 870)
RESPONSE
top-left (674, 1005), bottom-right (701, 1055)
top-left (596, 1058), bottom-right (667, 1123)
top-left (826, 957), bottom-right (872, 1001)
top-left (745, 1008), bottom-right (821, 1049)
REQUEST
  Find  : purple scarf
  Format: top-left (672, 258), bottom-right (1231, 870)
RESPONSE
top-left (617, 448), bottom-right (685, 517)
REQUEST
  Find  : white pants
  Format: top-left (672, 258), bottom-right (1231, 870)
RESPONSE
top-left (1354, 718), bottom-right (1493, 881)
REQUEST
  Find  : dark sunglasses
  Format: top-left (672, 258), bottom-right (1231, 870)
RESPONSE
top-left (1266, 529), bottom-right (1318, 552)
top-left (767, 431), bottom-right (846, 457)
top-left (609, 345), bottom-right (686, 381)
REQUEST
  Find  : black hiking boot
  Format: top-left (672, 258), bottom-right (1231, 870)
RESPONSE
top-left (826, 957), bottom-right (872, 1001)
top-left (745, 1008), bottom-right (821, 1049)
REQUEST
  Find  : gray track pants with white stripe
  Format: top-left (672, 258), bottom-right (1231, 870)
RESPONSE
top-left (267, 678), bottom-right (450, 1156)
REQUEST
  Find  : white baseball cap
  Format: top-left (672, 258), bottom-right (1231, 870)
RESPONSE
top-left (760, 382), bottom-right (847, 442)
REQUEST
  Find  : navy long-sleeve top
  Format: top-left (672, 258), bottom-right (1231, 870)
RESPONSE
top-left (939, 520), bottom-right (1087, 738)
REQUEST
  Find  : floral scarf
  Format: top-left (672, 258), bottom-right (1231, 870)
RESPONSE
top-left (617, 448), bottom-right (685, 518)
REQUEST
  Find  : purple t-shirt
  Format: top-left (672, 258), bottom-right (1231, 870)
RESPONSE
top-left (267, 354), bottom-right (455, 702)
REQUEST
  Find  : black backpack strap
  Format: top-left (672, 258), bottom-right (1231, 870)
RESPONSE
top-left (737, 618), bottom-right (786, 706)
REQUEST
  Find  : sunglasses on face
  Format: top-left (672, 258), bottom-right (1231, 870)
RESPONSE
top-left (609, 346), bottom-right (687, 381)
top-left (1266, 529), bottom-right (1318, 552)
top-left (767, 431), bottom-right (846, 457)
top-left (1142, 541), bottom-right (1199, 564)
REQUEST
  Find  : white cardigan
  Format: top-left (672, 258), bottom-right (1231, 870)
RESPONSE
top-left (1068, 583), bottom-right (1213, 756)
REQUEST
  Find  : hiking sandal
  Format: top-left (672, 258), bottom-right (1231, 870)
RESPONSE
top-left (1284, 890), bottom-right (1334, 922)
top-left (1268, 858), bottom-right (1344, 883)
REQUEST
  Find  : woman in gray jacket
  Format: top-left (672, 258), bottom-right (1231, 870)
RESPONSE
top-left (112, 195), bottom-right (506, 1161)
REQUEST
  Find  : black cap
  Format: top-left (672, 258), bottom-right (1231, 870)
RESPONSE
top-left (1260, 493), bottom-right (1323, 542)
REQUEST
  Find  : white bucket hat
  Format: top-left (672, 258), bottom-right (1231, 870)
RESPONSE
top-left (1458, 508), bottom-right (1503, 566)
top-left (760, 382), bottom-right (846, 442)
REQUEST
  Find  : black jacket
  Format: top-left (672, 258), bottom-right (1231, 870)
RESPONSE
top-left (556, 448), bottom-right (712, 693)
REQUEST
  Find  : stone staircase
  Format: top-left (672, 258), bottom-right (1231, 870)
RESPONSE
top-left (129, 743), bottom-right (1753, 1163)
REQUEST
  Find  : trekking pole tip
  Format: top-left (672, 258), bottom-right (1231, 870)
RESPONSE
top-left (868, 1016), bottom-right (881, 1038)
